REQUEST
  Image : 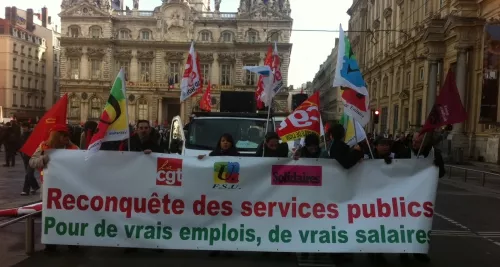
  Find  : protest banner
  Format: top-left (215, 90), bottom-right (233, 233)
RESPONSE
top-left (42, 150), bottom-right (438, 253)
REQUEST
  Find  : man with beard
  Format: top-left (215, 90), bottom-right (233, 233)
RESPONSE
top-left (119, 120), bottom-right (161, 153)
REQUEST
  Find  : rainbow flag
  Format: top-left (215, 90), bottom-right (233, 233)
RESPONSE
top-left (339, 113), bottom-right (366, 147)
top-left (86, 68), bottom-right (129, 158)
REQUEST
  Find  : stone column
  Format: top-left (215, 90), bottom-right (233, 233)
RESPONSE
top-left (130, 51), bottom-right (138, 82)
top-left (453, 47), bottom-right (467, 133)
top-left (426, 59), bottom-right (438, 115)
top-left (158, 98), bottom-right (163, 125)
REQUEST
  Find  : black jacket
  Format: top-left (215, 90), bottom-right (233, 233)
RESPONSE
top-left (298, 146), bottom-right (321, 158)
top-left (209, 148), bottom-right (240, 156)
top-left (119, 133), bottom-right (162, 153)
top-left (329, 140), bottom-right (364, 169)
top-left (255, 142), bottom-right (289, 157)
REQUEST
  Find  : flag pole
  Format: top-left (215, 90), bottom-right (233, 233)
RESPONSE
top-left (416, 133), bottom-right (427, 158)
top-left (121, 68), bottom-right (131, 152)
top-left (320, 115), bottom-right (327, 151)
top-left (263, 102), bottom-right (272, 157)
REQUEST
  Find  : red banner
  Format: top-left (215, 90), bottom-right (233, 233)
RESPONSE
top-left (200, 82), bottom-right (212, 112)
top-left (277, 92), bottom-right (321, 142)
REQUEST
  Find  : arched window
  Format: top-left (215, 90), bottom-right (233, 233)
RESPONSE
top-left (89, 97), bottom-right (102, 119)
top-left (68, 25), bottom-right (80, 38)
top-left (268, 31), bottom-right (280, 42)
top-left (247, 30), bottom-right (258, 43)
top-left (119, 29), bottom-right (131, 39)
top-left (89, 26), bottom-right (102, 38)
top-left (137, 99), bottom-right (148, 120)
top-left (221, 31), bottom-right (233, 42)
top-left (199, 30), bottom-right (212, 42)
top-left (140, 29), bottom-right (152, 40)
top-left (68, 96), bottom-right (81, 119)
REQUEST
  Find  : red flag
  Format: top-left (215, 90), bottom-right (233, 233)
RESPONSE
top-left (191, 52), bottom-right (204, 97)
top-left (20, 94), bottom-right (68, 157)
top-left (420, 70), bottom-right (467, 133)
top-left (341, 88), bottom-right (368, 112)
top-left (255, 45), bottom-right (273, 109)
top-left (200, 82), bottom-right (212, 112)
top-left (277, 91), bottom-right (321, 142)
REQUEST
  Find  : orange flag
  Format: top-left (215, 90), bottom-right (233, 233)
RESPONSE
top-left (200, 82), bottom-right (212, 112)
top-left (20, 94), bottom-right (69, 157)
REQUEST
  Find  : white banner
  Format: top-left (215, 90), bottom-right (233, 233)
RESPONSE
top-left (42, 150), bottom-right (438, 253)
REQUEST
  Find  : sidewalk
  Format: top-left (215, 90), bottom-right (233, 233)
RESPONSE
top-left (447, 160), bottom-right (500, 174)
top-left (0, 153), bottom-right (40, 210)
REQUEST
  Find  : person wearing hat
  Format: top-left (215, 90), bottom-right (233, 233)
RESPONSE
top-left (370, 136), bottom-right (395, 162)
top-left (29, 124), bottom-right (79, 253)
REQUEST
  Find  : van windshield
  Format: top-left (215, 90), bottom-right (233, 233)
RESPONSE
top-left (186, 118), bottom-right (269, 152)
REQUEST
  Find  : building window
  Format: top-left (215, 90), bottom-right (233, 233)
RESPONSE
top-left (201, 31), bottom-right (210, 42)
top-left (119, 29), bottom-right (130, 39)
top-left (13, 58), bottom-right (17, 69)
top-left (200, 64), bottom-right (211, 85)
top-left (21, 93), bottom-right (25, 106)
top-left (116, 61), bottom-right (130, 80)
top-left (245, 63), bottom-right (257, 86)
top-left (90, 26), bottom-right (101, 38)
top-left (28, 61), bottom-right (32, 73)
top-left (42, 64), bottom-right (45, 74)
top-left (406, 72), bottom-right (411, 85)
top-left (21, 45), bottom-right (25, 55)
top-left (13, 75), bottom-right (17, 87)
top-left (248, 31), bottom-right (257, 43)
top-left (69, 58), bottom-right (80, 79)
top-left (21, 77), bottom-right (25, 88)
top-left (41, 96), bottom-right (44, 107)
top-left (34, 79), bottom-right (38, 89)
top-left (35, 63), bottom-right (38, 73)
top-left (137, 99), bottom-right (148, 120)
top-left (35, 96), bottom-right (38, 108)
top-left (27, 95), bottom-right (31, 107)
top-left (89, 97), bottom-right (102, 119)
top-left (381, 107), bottom-right (388, 133)
top-left (139, 62), bottom-right (151, 82)
top-left (168, 62), bottom-right (180, 84)
top-left (222, 32), bottom-right (232, 42)
top-left (13, 43), bottom-right (17, 52)
top-left (221, 64), bottom-right (232, 86)
top-left (41, 80), bottom-right (45, 90)
top-left (269, 32), bottom-right (279, 42)
top-left (69, 26), bottom-right (79, 37)
top-left (419, 67), bottom-right (424, 81)
top-left (416, 99), bottom-right (423, 125)
top-left (13, 93), bottom-right (17, 106)
top-left (69, 96), bottom-right (81, 118)
top-left (21, 60), bottom-right (25, 71)
top-left (141, 30), bottom-right (150, 40)
top-left (393, 104), bottom-right (399, 132)
top-left (28, 48), bottom-right (32, 57)
top-left (28, 78), bottom-right (32, 88)
top-left (90, 59), bottom-right (102, 79)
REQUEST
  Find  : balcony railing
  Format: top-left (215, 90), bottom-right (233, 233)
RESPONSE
top-left (111, 10), bottom-right (237, 20)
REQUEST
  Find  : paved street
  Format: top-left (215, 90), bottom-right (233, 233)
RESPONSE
top-left (1, 162), bottom-right (500, 266)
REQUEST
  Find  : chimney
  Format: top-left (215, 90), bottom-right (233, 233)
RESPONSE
top-left (10, 7), bottom-right (17, 26)
top-left (5, 7), bottom-right (11, 21)
top-left (41, 7), bottom-right (47, 27)
top-left (27, 9), bottom-right (34, 32)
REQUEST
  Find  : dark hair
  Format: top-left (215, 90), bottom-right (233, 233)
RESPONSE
top-left (137, 120), bottom-right (150, 127)
top-left (212, 133), bottom-right (239, 155)
top-left (265, 132), bottom-right (280, 143)
top-left (304, 133), bottom-right (320, 146)
top-left (329, 124), bottom-right (345, 141)
top-left (83, 120), bottom-right (98, 132)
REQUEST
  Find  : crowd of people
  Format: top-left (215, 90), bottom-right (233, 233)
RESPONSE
top-left (2, 118), bottom-right (444, 263)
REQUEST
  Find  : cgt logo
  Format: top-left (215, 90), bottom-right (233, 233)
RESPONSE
top-left (156, 158), bottom-right (183, 186)
top-left (271, 165), bottom-right (322, 186)
top-left (213, 162), bottom-right (241, 190)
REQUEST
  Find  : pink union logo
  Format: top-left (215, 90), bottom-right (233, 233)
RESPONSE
top-left (271, 165), bottom-right (322, 186)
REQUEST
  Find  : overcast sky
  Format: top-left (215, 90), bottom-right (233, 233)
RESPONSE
top-left (1, 0), bottom-right (351, 88)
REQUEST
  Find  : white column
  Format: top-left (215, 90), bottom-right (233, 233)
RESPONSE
top-left (454, 48), bottom-right (467, 133)
top-left (426, 59), bottom-right (438, 115)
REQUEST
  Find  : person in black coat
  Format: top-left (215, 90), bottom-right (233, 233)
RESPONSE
top-left (198, 133), bottom-right (240, 159)
top-left (255, 132), bottom-right (289, 157)
top-left (328, 124), bottom-right (364, 169)
top-left (20, 123), bottom-right (39, 195)
top-left (293, 133), bottom-right (321, 159)
top-left (119, 120), bottom-right (162, 153)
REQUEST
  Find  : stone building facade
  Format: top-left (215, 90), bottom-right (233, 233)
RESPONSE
top-left (312, 38), bottom-right (342, 122)
top-left (0, 7), bottom-right (60, 121)
top-left (348, 0), bottom-right (500, 163)
top-left (59, 0), bottom-right (293, 126)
